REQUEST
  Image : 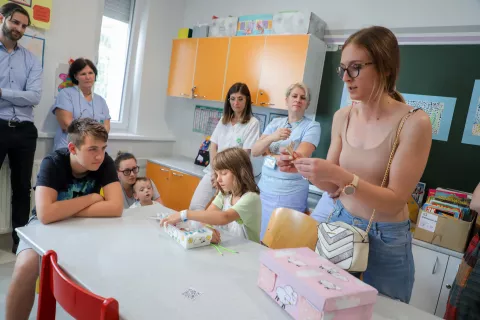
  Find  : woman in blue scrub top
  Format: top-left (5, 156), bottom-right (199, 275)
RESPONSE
top-left (252, 82), bottom-right (321, 240)
top-left (51, 58), bottom-right (111, 150)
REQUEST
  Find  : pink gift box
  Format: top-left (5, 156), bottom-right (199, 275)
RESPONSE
top-left (258, 247), bottom-right (378, 319)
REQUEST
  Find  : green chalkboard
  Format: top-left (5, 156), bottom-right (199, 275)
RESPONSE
top-left (313, 45), bottom-right (480, 192)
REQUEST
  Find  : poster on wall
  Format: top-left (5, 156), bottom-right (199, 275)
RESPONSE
top-left (461, 80), bottom-right (480, 146)
top-left (339, 84), bottom-right (456, 141)
top-left (0, 0), bottom-right (52, 29)
top-left (18, 33), bottom-right (45, 66)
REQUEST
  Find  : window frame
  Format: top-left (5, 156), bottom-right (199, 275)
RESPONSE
top-left (96, 0), bottom-right (136, 131)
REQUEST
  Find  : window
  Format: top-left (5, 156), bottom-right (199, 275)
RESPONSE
top-left (95, 0), bottom-right (135, 124)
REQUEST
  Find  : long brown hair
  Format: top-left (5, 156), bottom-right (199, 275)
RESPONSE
top-left (222, 83), bottom-right (253, 125)
top-left (343, 26), bottom-right (405, 103)
top-left (212, 147), bottom-right (259, 197)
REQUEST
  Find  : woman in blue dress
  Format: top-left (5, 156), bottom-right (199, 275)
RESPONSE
top-left (51, 58), bottom-right (111, 150)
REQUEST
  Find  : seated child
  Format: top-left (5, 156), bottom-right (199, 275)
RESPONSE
top-left (129, 177), bottom-right (162, 208)
top-left (160, 147), bottom-right (261, 243)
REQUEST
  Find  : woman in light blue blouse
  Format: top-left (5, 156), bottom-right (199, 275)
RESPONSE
top-left (252, 82), bottom-right (321, 239)
top-left (51, 58), bottom-right (110, 150)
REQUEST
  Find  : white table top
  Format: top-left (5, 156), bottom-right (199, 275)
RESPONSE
top-left (17, 205), bottom-right (440, 320)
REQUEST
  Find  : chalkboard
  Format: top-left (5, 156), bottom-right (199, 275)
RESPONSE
top-left (313, 45), bottom-right (480, 192)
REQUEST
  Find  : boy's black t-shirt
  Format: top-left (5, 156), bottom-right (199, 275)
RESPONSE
top-left (31, 148), bottom-right (118, 216)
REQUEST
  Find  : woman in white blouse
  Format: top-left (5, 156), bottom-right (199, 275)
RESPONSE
top-left (189, 82), bottom-right (260, 210)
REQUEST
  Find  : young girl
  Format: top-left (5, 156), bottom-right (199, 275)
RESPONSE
top-left (161, 147), bottom-right (261, 243)
top-left (129, 177), bottom-right (161, 208)
top-left (189, 82), bottom-right (260, 211)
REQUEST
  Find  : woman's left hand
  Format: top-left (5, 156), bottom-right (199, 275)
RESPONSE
top-left (160, 212), bottom-right (181, 226)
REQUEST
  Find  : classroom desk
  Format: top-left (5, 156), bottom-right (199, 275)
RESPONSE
top-left (17, 205), bottom-right (440, 320)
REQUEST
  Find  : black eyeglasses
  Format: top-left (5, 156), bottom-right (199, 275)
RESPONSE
top-left (337, 62), bottom-right (374, 79)
top-left (119, 166), bottom-right (140, 176)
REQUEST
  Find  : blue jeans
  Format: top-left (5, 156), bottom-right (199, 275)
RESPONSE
top-left (330, 200), bottom-right (415, 303)
top-left (260, 187), bottom-right (308, 240)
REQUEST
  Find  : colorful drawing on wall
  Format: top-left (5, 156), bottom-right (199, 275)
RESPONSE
top-left (55, 59), bottom-right (75, 97)
top-left (18, 33), bottom-right (45, 66)
top-left (402, 93), bottom-right (456, 141)
top-left (236, 14), bottom-right (273, 36)
top-left (1, 0), bottom-right (52, 29)
top-left (253, 112), bottom-right (267, 133)
top-left (339, 84), bottom-right (456, 141)
top-left (461, 80), bottom-right (480, 146)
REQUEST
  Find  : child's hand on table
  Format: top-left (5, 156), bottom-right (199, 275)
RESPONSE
top-left (160, 212), bottom-right (181, 226)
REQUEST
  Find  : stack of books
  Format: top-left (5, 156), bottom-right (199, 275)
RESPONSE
top-left (422, 188), bottom-right (472, 222)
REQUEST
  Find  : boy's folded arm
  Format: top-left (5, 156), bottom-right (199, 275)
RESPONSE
top-left (35, 186), bottom-right (102, 224)
top-left (75, 182), bottom-right (124, 218)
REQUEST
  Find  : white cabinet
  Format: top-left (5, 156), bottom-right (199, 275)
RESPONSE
top-left (410, 245), bottom-right (449, 314)
top-left (435, 256), bottom-right (462, 318)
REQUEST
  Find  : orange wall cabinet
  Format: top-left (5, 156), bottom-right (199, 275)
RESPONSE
top-left (167, 39), bottom-right (198, 98)
top-left (224, 36), bottom-right (266, 105)
top-left (167, 35), bottom-right (326, 117)
top-left (146, 161), bottom-right (200, 211)
top-left (193, 38), bottom-right (230, 101)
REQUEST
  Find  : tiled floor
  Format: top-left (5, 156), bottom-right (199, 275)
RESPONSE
top-left (0, 233), bottom-right (71, 320)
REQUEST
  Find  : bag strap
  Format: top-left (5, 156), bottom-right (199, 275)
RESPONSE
top-left (364, 108), bottom-right (420, 233)
top-left (325, 108), bottom-right (420, 230)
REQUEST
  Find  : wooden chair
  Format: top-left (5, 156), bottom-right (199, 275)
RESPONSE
top-left (37, 250), bottom-right (119, 320)
top-left (262, 208), bottom-right (319, 251)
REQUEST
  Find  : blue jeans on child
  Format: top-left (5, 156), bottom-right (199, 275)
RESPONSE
top-left (330, 199), bottom-right (415, 303)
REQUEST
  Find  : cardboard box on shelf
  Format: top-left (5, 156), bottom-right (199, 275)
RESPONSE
top-left (414, 210), bottom-right (477, 253)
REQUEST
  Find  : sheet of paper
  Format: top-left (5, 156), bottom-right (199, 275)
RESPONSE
top-left (417, 211), bottom-right (438, 233)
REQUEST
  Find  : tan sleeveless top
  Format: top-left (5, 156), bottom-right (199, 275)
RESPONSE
top-left (338, 107), bottom-right (409, 221)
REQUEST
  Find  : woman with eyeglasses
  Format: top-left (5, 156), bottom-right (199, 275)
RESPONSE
top-left (114, 152), bottom-right (163, 208)
top-left (189, 82), bottom-right (260, 211)
top-left (51, 58), bottom-right (111, 151)
top-left (251, 82), bottom-right (321, 240)
top-left (277, 26), bottom-right (432, 303)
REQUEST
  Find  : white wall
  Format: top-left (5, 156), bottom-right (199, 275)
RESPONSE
top-left (183, 0), bottom-right (480, 31)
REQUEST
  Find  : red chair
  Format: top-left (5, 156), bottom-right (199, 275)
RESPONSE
top-left (37, 250), bottom-right (119, 320)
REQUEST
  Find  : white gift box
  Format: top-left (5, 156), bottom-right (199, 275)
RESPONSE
top-left (164, 221), bottom-right (213, 249)
top-left (208, 16), bottom-right (238, 37)
top-left (272, 11), bottom-right (327, 40)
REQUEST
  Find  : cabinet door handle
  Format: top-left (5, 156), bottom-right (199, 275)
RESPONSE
top-left (172, 172), bottom-right (183, 177)
top-left (446, 284), bottom-right (452, 289)
top-left (260, 102), bottom-right (275, 106)
top-left (160, 168), bottom-right (169, 172)
top-left (432, 257), bottom-right (439, 274)
top-left (180, 93), bottom-right (189, 97)
top-left (193, 94), bottom-right (206, 99)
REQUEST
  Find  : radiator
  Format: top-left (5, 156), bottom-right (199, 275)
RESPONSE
top-left (0, 160), bottom-right (42, 234)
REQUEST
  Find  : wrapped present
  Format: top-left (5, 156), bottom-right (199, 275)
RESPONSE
top-left (258, 247), bottom-right (378, 319)
top-left (164, 221), bottom-right (213, 249)
top-left (236, 14), bottom-right (273, 36)
top-left (208, 16), bottom-right (238, 37)
top-left (272, 11), bottom-right (327, 40)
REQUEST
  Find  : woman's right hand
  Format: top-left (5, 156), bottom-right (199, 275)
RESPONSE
top-left (271, 128), bottom-right (291, 142)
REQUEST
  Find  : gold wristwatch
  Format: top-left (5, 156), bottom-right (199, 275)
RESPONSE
top-left (343, 174), bottom-right (359, 195)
